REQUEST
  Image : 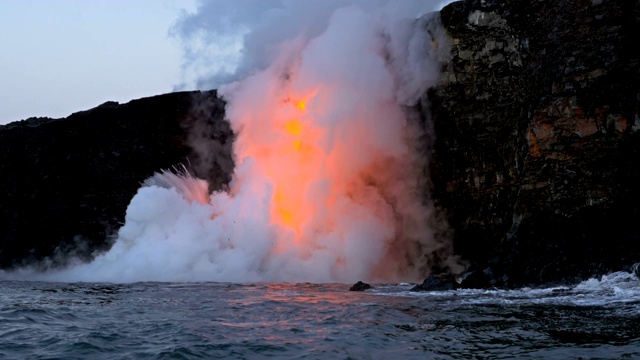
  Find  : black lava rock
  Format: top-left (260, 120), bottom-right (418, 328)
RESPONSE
top-left (349, 281), bottom-right (372, 291)
top-left (411, 275), bottom-right (459, 292)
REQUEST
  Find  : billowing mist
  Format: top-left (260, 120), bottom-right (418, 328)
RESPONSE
top-left (4, 0), bottom-right (462, 283)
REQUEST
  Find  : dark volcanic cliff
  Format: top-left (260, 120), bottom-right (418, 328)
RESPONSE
top-left (0, 0), bottom-right (638, 287)
top-left (429, 0), bottom-right (640, 287)
top-left (0, 91), bottom-right (232, 268)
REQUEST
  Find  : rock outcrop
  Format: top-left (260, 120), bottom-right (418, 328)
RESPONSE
top-left (349, 281), bottom-right (372, 291)
top-left (0, 91), bottom-right (232, 268)
top-left (428, 0), bottom-right (640, 287)
top-left (410, 275), bottom-right (459, 292)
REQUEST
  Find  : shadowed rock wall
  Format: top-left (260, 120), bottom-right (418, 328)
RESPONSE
top-left (429, 0), bottom-right (640, 287)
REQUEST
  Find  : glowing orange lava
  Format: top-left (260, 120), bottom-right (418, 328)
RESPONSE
top-left (252, 92), bottom-right (326, 236)
top-left (231, 90), bottom-right (314, 240)
top-left (220, 57), bottom-right (436, 281)
top-left (284, 119), bottom-right (303, 136)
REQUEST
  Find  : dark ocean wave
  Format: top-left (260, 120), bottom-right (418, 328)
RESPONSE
top-left (1, 275), bottom-right (639, 359)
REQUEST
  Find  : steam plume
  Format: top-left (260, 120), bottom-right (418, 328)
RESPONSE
top-left (3, 0), bottom-right (461, 283)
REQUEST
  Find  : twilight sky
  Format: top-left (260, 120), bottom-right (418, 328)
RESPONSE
top-left (0, 0), bottom-right (197, 124)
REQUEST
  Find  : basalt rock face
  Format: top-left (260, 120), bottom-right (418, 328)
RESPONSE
top-left (0, 91), bottom-right (233, 269)
top-left (429, 0), bottom-right (640, 288)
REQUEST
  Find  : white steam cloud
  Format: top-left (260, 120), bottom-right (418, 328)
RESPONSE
top-left (2, 0), bottom-right (460, 283)
top-left (175, 0), bottom-right (455, 90)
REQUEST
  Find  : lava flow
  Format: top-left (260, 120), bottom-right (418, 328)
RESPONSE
top-left (261, 93), bottom-right (323, 236)
top-left (184, 4), bottom-right (448, 282)
top-left (218, 17), bottom-right (431, 281)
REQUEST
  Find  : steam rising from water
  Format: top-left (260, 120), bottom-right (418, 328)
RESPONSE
top-left (4, 1), bottom-right (461, 283)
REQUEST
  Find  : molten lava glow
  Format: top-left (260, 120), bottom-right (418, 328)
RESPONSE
top-left (222, 54), bottom-right (419, 282)
top-left (268, 94), bottom-right (321, 234)
top-left (295, 101), bottom-right (306, 111)
top-left (284, 119), bottom-right (303, 136)
top-left (214, 4), bottom-right (442, 282)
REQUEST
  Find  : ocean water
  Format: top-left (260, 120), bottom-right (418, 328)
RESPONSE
top-left (1, 271), bottom-right (639, 359)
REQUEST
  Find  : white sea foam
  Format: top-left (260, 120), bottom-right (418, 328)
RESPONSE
top-left (374, 269), bottom-right (640, 309)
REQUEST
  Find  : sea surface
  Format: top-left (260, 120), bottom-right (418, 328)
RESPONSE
top-left (1, 271), bottom-right (639, 359)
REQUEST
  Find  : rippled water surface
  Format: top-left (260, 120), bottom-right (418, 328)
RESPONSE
top-left (1, 272), bottom-right (640, 359)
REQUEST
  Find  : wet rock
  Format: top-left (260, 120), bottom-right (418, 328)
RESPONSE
top-left (349, 281), bottom-right (372, 291)
top-left (456, 268), bottom-right (493, 289)
top-left (411, 275), bottom-right (459, 291)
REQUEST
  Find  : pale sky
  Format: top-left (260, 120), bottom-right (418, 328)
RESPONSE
top-left (0, 0), bottom-right (197, 124)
